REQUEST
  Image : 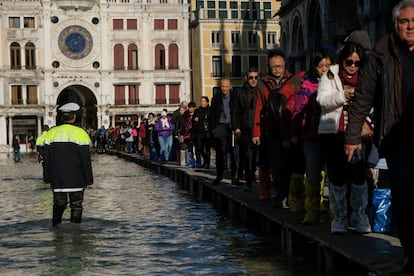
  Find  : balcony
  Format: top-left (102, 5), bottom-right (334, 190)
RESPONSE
top-left (54, 0), bottom-right (97, 11)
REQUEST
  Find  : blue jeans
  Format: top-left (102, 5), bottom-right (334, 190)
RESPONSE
top-left (126, 141), bottom-right (133, 153)
top-left (158, 135), bottom-right (172, 161)
top-left (14, 150), bottom-right (20, 162)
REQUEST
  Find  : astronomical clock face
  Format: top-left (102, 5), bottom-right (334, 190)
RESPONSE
top-left (58, 25), bottom-right (93, 60)
top-left (53, 19), bottom-right (100, 67)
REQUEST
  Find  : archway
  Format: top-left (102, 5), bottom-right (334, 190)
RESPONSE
top-left (56, 85), bottom-right (97, 130)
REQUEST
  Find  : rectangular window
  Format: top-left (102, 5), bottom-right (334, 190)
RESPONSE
top-left (207, 1), bottom-right (216, 18)
top-left (154, 19), bottom-right (164, 30)
top-left (9, 17), bottom-right (20, 28)
top-left (248, 31), bottom-right (258, 48)
top-left (241, 2), bottom-right (249, 19)
top-left (128, 85), bottom-right (139, 105)
top-left (27, 85), bottom-right (38, 105)
top-left (114, 85), bottom-right (126, 105)
top-left (113, 19), bottom-right (123, 30)
top-left (11, 85), bottom-right (23, 105)
top-left (155, 85), bottom-right (166, 104)
top-left (167, 19), bottom-right (178, 30)
top-left (196, 0), bottom-right (204, 9)
top-left (126, 19), bottom-right (137, 30)
top-left (231, 31), bottom-right (240, 48)
top-left (252, 1), bottom-right (259, 20)
top-left (263, 2), bottom-right (272, 19)
top-left (211, 31), bottom-right (221, 48)
top-left (249, 55), bottom-right (258, 68)
top-left (24, 17), bottom-right (35, 28)
top-left (25, 45), bottom-right (36, 69)
top-left (231, 56), bottom-right (242, 78)
top-left (169, 84), bottom-right (180, 105)
top-left (218, 1), bottom-right (227, 18)
top-left (267, 32), bottom-right (277, 48)
top-left (212, 56), bottom-right (222, 78)
top-left (230, 1), bottom-right (238, 18)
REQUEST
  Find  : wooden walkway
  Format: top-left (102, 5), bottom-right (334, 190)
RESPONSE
top-left (108, 150), bottom-right (407, 276)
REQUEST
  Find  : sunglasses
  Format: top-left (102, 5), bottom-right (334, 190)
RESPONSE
top-left (248, 76), bottom-right (259, 80)
top-left (344, 59), bottom-right (361, 67)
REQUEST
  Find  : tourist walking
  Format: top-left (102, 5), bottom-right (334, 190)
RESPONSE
top-left (232, 67), bottom-right (260, 191)
top-left (156, 110), bottom-right (174, 162)
top-left (318, 37), bottom-right (371, 235)
top-left (209, 78), bottom-right (237, 185)
top-left (291, 49), bottom-right (332, 224)
top-left (345, 0), bottom-right (414, 271)
top-left (193, 96), bottom-right (211, 169)
top-left (12, 134), bottom-right (21, 162)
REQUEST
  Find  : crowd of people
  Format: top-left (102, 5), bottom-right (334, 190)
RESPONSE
top-left (13, 0), bottom-right (413, 271)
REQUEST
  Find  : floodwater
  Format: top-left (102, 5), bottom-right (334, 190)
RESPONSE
top-left (0, 153), bottom-right (314, 275)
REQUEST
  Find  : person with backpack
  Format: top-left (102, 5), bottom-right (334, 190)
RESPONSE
top-left (252, 49), bottom-right (301, 207)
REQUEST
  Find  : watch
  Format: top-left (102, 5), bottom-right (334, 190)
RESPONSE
top-left (58, 25), bottom-right (93, 60)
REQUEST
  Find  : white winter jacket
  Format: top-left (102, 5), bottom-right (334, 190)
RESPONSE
top-left (316, 64), bottom-right (346, 134)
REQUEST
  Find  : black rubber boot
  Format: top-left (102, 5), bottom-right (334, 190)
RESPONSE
top-left (52, 206), bottom-right (65, 226)
top-left (71, 208), bottom-right (83, 223)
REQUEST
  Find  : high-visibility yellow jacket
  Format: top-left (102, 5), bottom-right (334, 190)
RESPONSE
top-left (44, 124), bottom-right (93, 189)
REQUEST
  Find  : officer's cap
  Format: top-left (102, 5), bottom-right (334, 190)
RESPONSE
top-left (58, 102), bottom-right (80, 113)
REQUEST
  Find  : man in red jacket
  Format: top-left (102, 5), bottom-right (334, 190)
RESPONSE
top-left (253, 49), bottom-right (302, 207)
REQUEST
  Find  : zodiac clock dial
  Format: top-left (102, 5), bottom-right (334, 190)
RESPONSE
top-left (58, 25), bottom-right (93, 60)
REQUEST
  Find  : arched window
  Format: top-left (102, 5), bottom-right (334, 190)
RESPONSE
top-left (25, 42), bottom-right (36, 69)
top-left (10, 42), bottom-right (21, 69)
top-left (168, 43), bottom-right (179, 70)
top-left (128, 44), bottom-right (138, 70)
top-left (114, 44), bottom-right (124, 70)
top-left (154, 44), bottom-right (165, 70)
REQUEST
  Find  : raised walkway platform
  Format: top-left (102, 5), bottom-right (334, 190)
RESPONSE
top-left (108, 150), bottom-right (405, 276)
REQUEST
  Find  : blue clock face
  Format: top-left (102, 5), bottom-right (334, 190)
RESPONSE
top-left (58, 25), bottom-right (93, 60)
top-left (65, 33), bottom-right (86, 53)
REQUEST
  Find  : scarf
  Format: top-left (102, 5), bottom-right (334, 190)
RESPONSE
top-left (338, 69), bottom-right (359, 132)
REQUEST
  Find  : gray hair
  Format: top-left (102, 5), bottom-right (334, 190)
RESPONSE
top-left (393, 0), bottom-right (414, 32)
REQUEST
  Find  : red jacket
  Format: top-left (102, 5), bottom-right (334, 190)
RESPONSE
top-left (254, 70), bottom-right (304, 140)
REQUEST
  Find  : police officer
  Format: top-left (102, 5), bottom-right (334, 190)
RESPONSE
top-left (35, 125), bottom-right (49, 182)
top-left (44, 102), bottom-right (94, 226)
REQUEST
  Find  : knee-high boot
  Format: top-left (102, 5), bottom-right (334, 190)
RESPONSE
top-left (71, 208), bottom-right (83, 223)
top-left (349, 183), bottom-right (371, 233)
top-left (303, 181), bottom-right (321, 224)
top-left (320, 171), bottom-right (327, 213)
top-left (259, 170), bottom-right (272, 200)
top-left (288, 173), bottom-right (305, 213)
top-left (330, 185), bottom-right (348, 234)
top-left (53, 206), bottom-right (65, 226)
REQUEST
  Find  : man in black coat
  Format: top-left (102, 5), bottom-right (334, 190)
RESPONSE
top-left (232, 67), bottom-right (260, 191)
top-left (209, 78), bottom-right (237, 185)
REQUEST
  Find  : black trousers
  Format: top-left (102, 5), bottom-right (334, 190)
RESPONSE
top-left (213, 124), bottom-right (234, 178)
top-left (53, 190), bottom-right (84, 210)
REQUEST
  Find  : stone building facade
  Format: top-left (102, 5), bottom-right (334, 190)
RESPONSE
top-left (0, 0), bottom-right (191, 152)
top-left (277, 0), bottom-right (400, 72)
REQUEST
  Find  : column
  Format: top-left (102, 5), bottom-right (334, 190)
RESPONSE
top-left (8, 116), bottom-right (13, 147)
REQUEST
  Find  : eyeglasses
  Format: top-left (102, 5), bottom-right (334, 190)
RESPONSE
top-left (344, 59), bottom-right (361, 67)
top-left (270, 64), bottom-right (285, 70)
top-left (248, 76), bottom-right (259, 80)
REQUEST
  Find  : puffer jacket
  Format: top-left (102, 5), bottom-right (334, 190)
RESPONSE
top-left (345, 32), bottom-right (403, 152)
top-left (317, 64), bottom-right (346, 134)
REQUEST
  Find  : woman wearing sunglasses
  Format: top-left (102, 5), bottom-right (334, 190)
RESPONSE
top-left (317, 37), bottom-right (371, 235)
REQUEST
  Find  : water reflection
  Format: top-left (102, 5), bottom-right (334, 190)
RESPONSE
top-left (0, 153), bottom-right (313, 275)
